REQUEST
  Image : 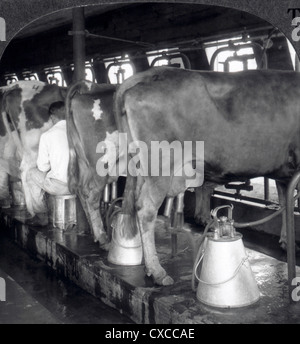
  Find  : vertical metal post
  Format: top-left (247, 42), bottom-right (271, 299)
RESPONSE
top-left (111, 182), bottom-right (118, 201)
top-left (72, 7), bottom-right (86, 82)
top-left (295, 53), bottom-right (300, 72)
top-left (264, 177), bottom-right (269, 202)
top-left (286, 171), bottom-right (300, 302)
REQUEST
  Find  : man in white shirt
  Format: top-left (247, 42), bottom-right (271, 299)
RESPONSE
top-left (26, 101), bottom-right (70, 226)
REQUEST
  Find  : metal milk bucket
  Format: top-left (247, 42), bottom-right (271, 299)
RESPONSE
top-left (194, 205), bottom-right (260, 308)
top-left (108, 213), bottom-right (143, 266)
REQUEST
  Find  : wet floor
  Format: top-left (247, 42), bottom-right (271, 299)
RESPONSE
top-left (0, 207), bottom-right (299, 325)
top-left (0, 232), bottom-right (133, 324)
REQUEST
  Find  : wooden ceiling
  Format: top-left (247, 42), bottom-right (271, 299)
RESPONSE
top-left (0, 3), bottom-right (274, 75)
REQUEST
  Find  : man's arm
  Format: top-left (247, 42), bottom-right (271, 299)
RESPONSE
top-left (37, 134), bottom-right (50, 172)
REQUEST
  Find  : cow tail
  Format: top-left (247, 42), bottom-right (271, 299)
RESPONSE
top-left (114, 86), bottom-right (139, 238)
top-left (65, 81), bottom-right (93, 197)
top-left (2, 92), bottom-right (23, 157)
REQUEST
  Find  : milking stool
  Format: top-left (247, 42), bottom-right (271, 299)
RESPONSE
top-left (47, 194), bottom-right (77, 230)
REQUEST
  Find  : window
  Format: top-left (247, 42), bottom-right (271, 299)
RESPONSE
top-left (22, 72), bottom-right (39, 81)
top-left (205, 37), bottom-right (258, 72)
top-left (4, 74), bottom-right (18, 84)
top-left (104, 56), bottom-right (134, 84)
top-left (85, 61), bottom-right (96, 82)
top-left (147, 49), bottom-right (186, 69)
top-left (45, 67), bottom-right (66, 86)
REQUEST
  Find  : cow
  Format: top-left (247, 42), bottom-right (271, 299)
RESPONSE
top-left (65, 80), bottom-right (198, 248)
top-left (0, 81), bottom-right (66, 216)
top-left (65, 81), bottom-right (119, 247)
top-left (114, 66), bottom-right (300, 285)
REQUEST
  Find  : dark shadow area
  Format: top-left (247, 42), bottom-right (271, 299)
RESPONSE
top-left (0, 231), bottom-right (133, 324)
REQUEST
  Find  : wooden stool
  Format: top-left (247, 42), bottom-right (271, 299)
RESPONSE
top-left (48, 194), bottom-right (77, 230)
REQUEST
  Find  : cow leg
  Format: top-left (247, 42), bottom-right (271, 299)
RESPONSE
top-left (0, 171), bottom-right (10, 207)
top-left (194, 182), bottom-right (216, 226)
top-left (276, 181), bottom-right (287, 250)
top-left (21, 170), bottom-right (35, 216)
top-left (24, 168), bottom-right (48, 216)
top-left (277, 180), bottom-right (300, 252)
top-left (21, 168), bottom-right (41, 217)
top-left (77, 191), bottom-right (109, 249)
top-left (136, 179), bottom-right (174, 286)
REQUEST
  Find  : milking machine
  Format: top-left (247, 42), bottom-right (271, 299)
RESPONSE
top-left (104, 181), bottom-right (143, 266)
top-left (105, 189), bottom-right (187, 266)
top-left (192, 205), bottom-right (260, 308)
top-left (164, 193), bottom-right (185, 257)
top-left (107, 210), bottom-right (143, 265)
top-left (101, 181), bottom-right (119, 233)
top-left (102, 178), bottom-right (298, 305)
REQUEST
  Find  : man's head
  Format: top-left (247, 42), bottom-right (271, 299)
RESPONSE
top-left (49, 101), bottom-right (65, 124)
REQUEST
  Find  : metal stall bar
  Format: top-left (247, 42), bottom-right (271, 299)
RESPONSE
top-left (72, 7), bottom-right (86, 81)
top-left (264, 177), bottom-right (270, 202)
top-left (286, 171), bottom-right (300, 302)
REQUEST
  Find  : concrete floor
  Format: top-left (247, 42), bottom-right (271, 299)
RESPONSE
top-left (0, 206), bottom-right (300, 324)
top-left (0, 232), bottom-right (133, 324)
top-left (0, 267), bottom-right (61, 324)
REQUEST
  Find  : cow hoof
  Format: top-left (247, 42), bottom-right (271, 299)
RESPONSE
top-left (154, 274), bottom-right (174, 286)
top-left (161, 275), bottom-right (174, 286)
top-left (96, 233), bottom-right (109, 250)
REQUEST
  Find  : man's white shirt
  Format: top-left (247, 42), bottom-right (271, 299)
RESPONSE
top-left (37, 120), bottom-right (69, 183)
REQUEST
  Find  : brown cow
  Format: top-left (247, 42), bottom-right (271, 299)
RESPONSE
top-left (114, 66), bottom-right (300, 285)
top-left (66, 81), bottom-right (119, 247)
top-left (0, 81), bottom-right (66, 215)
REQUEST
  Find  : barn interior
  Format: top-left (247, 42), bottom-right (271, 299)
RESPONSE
top-left (0, 2), bottom-right (299, 324)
